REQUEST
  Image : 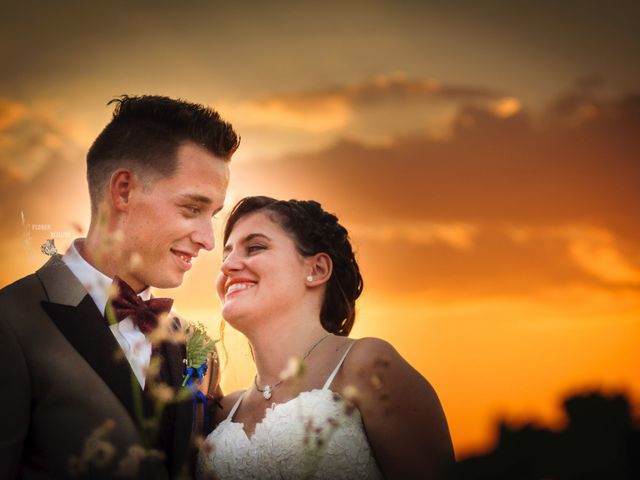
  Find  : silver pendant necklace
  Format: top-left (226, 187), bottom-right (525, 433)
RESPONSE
top-left (254, 332), bottom-right (332, 400)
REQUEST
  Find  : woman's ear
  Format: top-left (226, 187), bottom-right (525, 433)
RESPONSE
top-left (305, 253), bottom-right (332, 286)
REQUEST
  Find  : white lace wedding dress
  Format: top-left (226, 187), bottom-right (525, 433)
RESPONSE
top-left (196, 343), bottom-right (384, 479)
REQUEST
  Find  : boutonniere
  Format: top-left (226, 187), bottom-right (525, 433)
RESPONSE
top-left (182, 322), bottom-right (218, 388)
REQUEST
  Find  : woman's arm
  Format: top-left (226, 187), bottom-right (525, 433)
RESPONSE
top-left (342, 337), bottom-right (455, 479)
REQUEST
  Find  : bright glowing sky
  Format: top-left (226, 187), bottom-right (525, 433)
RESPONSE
top-left (2, 0), bottom-right (639, 456)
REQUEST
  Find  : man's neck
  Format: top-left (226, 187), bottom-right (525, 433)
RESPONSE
top-left (82, 231), bottom-right (146, 293)
top-left (79, 235), bottom-right (115, 278)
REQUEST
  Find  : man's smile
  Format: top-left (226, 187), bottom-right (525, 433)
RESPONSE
top-left (171, 248), bottom-right (197, 270)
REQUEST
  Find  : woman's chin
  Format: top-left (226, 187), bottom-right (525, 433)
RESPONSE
top-left (221, 306), bottom-right (247, 328)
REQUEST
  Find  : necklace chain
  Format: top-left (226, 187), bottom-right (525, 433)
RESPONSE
top-left (254, 332), bottom-right (332, 400)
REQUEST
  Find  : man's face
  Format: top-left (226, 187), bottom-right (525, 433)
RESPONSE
top-left (120, 142), bottom-right (230, 290)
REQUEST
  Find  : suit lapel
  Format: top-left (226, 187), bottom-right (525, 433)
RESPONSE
top-left (41, 296), bottom-right (143, 426)
top-left (36, 254), bottom-right (86, 306)
top-left (37, 255), bottom-right (144, 430)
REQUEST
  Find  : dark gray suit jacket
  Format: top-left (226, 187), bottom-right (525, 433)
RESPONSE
top-left (0, 256), bottom-right (193, 479)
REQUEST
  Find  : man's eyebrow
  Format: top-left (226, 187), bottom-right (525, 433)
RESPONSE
top-left (178, 193), bottom-right (212, 204)
top-left (223, 233), bottom-right (271, 253)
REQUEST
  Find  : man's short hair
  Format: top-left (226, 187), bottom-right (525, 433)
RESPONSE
top-left (87, 95), bottom-right (240, 213)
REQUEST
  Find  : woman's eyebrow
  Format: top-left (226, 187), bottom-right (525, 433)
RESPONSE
top-left (223, 233), bottom-right (272, 254)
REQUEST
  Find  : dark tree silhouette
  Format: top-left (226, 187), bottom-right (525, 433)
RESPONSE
top-left (447, 391), bottom-right (639, 480)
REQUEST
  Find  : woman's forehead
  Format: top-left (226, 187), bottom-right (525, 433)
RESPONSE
top-left (228, 211), bottom-right (289, 240)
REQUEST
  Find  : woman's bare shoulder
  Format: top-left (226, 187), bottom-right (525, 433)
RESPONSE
top-left (340, 336), bottom-right (436, 401)
top-left (344, 337), bottom-right (404, 371)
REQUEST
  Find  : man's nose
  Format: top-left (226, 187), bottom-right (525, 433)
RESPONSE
top-left (192, 218), bottom-right (215, 251)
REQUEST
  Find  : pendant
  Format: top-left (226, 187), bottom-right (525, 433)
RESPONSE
top-left (262, 385), bottom-right (272, 400)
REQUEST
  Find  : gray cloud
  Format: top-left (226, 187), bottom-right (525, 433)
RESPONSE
top-left (231, 85), bottom-right (640, 294)
top-left (255, 74), bottom-right (504, 111)
top-left (237, 86), bottom-right (640, 229)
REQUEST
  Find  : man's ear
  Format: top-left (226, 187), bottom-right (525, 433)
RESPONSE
top-left (305, 253), bottom-right (332, 286)
top-left (109, 168), bottom-right (136, 212)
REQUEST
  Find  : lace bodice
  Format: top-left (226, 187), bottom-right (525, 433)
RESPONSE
top-left (196, 343), bottom-right (384, 480)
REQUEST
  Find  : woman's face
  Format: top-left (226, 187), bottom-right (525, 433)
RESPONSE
top-left (216, 211), bottom-right (310, 327)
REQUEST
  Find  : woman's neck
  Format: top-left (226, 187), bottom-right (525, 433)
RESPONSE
top-left (246, 314), bottom-right (328, 385)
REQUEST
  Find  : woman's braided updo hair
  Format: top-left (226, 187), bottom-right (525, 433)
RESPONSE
top-left (223, 196), bottom-right (363, 336)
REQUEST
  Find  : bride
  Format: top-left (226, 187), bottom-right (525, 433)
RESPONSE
top-left (197, 196), bottom-right (454, 479)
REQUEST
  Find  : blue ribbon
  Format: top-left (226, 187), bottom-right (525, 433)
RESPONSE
top-left (184, 363), bottom-right (209, 434)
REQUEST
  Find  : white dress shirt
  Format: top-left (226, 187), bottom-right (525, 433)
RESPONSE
top-left (62, 239), bottom-right (152, 389)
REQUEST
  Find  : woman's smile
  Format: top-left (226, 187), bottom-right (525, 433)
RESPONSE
top-left (225, 280), bottom-right (257, 298)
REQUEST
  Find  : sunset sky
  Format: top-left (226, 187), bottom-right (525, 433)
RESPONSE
top-left (2, 0), bottom-right (639, 456)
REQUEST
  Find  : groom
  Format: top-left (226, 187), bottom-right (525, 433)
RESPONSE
top-left (0, 95), bottom-right (239, 479)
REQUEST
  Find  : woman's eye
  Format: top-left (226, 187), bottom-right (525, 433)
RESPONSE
top-left (247, 244), bottom-right (265, 253)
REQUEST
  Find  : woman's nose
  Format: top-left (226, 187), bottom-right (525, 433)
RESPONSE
top-left (220, 249), bottom-right (242, 275)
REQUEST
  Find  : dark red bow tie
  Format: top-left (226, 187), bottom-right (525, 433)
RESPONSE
top-left (109, 276), bottom-right (174, 335)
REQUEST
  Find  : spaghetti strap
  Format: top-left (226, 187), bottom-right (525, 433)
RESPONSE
top-left (322, 341), bottom-right (356, 390)
top-left (225, 390), bottom-right (247, 422)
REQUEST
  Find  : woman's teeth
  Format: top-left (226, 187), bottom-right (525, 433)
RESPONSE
top-left (227, 283), bottom-right (254, 294)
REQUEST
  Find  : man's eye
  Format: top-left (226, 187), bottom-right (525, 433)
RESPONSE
top-left (183, 205), bottom-right (200, 215)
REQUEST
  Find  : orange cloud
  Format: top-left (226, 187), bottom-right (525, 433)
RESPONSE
top-left (223, 94), bottom-right (351, 133)
top-left (0, 98), bottom-right (88, 286)
top-left (0, 98), bottom-right (81, 183)
top-left (503, 225), bottom-right (640, 286)
top-left (0, 98), bottom-right (28, 129)
top-left (350, 221), bottom-right (479, 251)
top-left (491, 97), bottom-right (522, 118)
top-left (567, 231), bottom-right (640, 285)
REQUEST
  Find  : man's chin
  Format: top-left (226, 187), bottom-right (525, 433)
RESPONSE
top-left (147, 272), bottom-right (185, 290)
